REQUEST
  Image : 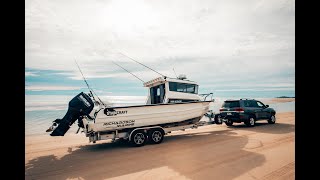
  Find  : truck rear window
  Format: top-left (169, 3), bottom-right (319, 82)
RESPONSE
top-left (222, 101), bottom-right (240, 108)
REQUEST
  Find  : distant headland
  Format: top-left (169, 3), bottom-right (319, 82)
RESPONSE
top-left (276, 96), bottom-right (295, 98)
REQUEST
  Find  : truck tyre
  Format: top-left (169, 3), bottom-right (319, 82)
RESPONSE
top-left (214, 114), bottom-right (223, 124)
top-left (225, 119), bottom-right (233, 126)
top-left (245, 116), bottom-right (255, 127)
top-left (130, 130), bottom-right (147, 147)
top-left (268, 114), bottom-right (276, 124)
top-left (148, 129), bottom-right (164, 144)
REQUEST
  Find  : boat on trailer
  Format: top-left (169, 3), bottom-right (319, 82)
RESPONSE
top-left (47, 74), bottom-right (215, 146)
top-left (47, 56), bottom-right (218, 146)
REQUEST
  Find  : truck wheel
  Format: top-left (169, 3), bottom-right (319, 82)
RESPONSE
top-left (268, 115), bottom-right (276, 124)
top-left (130, 130), bottom-right (147, 147)
top-left (148, 129), bottom-right (164, 144)
top-left (225, 119), bottom-right (233, 126)
top-left (214, 114), bottom-right (223, 124)
top-left (245, 117), bottom-right (255, 127)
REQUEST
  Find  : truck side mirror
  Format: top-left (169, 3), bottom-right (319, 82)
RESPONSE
top-left (265, 105), bottom-right (269, 108)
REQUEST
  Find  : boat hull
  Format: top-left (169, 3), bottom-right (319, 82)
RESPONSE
top-left (87, 101), bottom-right (212, 132)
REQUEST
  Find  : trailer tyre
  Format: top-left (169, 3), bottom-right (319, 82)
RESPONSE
top-left (148, 129), bottom-right (164, 144)
top-left (130, 130), bottom-right (147, 147)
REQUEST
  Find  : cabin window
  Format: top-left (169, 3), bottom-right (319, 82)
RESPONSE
top-left (169, 82), bottom-right (198, 94)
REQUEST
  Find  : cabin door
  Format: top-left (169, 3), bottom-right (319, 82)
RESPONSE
top-left (150, 84), bottom-right (165, 104)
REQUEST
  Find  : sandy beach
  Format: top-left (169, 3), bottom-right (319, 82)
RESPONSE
top-left (25, 99), bottom-right (295, 180)
top-left (25, 0), bottom-right (295, 178)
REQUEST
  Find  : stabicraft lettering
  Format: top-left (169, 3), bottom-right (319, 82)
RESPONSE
top-left (106, 110), bottom-right (128, 116)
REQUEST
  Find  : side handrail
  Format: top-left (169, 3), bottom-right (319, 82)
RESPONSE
top-left (199, 93), bottom-right (213, 101)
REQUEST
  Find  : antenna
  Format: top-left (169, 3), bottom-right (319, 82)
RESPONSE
top-left (118, 52), bottom-right (166, 77)
top-left (75, 60), bottom-right (106, 106)
top-left (75, 60), bottom-right (91, 92)
top-left (111, 60), bottom-right (145, 83)
top-left (173, 68), bottom-right (178, 78)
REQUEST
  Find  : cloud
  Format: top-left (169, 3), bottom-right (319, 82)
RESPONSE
top-left (25, 0), bottom-right (294, 95)
top-left (25, 85), bottom-right (83, 91)
top-left (215, 87), bottom-right (294, 92)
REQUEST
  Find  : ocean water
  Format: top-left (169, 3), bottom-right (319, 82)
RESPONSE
top-left (25, 95), bottom-right (294, 137)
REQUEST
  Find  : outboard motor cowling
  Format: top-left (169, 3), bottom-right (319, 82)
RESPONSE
top-left (49, 92), bottom-right (94, 136)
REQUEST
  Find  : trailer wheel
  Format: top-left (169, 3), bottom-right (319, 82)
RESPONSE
top-left (148, 129), bottom-right (164, 144)
top-left (130, 130), bottom-right (147, 147)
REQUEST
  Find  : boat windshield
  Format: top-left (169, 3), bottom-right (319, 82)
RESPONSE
top-left (169, 82), bottom-right (198, 94)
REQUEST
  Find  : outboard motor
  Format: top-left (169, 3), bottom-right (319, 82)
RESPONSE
top-left (48, 92), bottom-right (94, 136)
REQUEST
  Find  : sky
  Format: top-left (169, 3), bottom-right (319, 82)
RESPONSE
top-left (26, 0), bottom-right (295, 106)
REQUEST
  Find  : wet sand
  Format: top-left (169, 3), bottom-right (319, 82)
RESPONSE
top-left (25, 112), bottom-right (295, 180)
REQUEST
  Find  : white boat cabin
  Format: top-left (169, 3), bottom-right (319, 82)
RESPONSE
top-left (144, 75), bottom-right (201, 104)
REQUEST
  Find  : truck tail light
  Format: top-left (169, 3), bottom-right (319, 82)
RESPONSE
top-left (235, 107), bottom-right (244, 113)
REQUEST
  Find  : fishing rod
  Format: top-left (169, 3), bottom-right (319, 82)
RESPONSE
top-left (75, 60), bottom-right (106, 107)
top-left (118, 52), bottom-right (166, 78)
top-left (111, 60), bottom-right (145, 83)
